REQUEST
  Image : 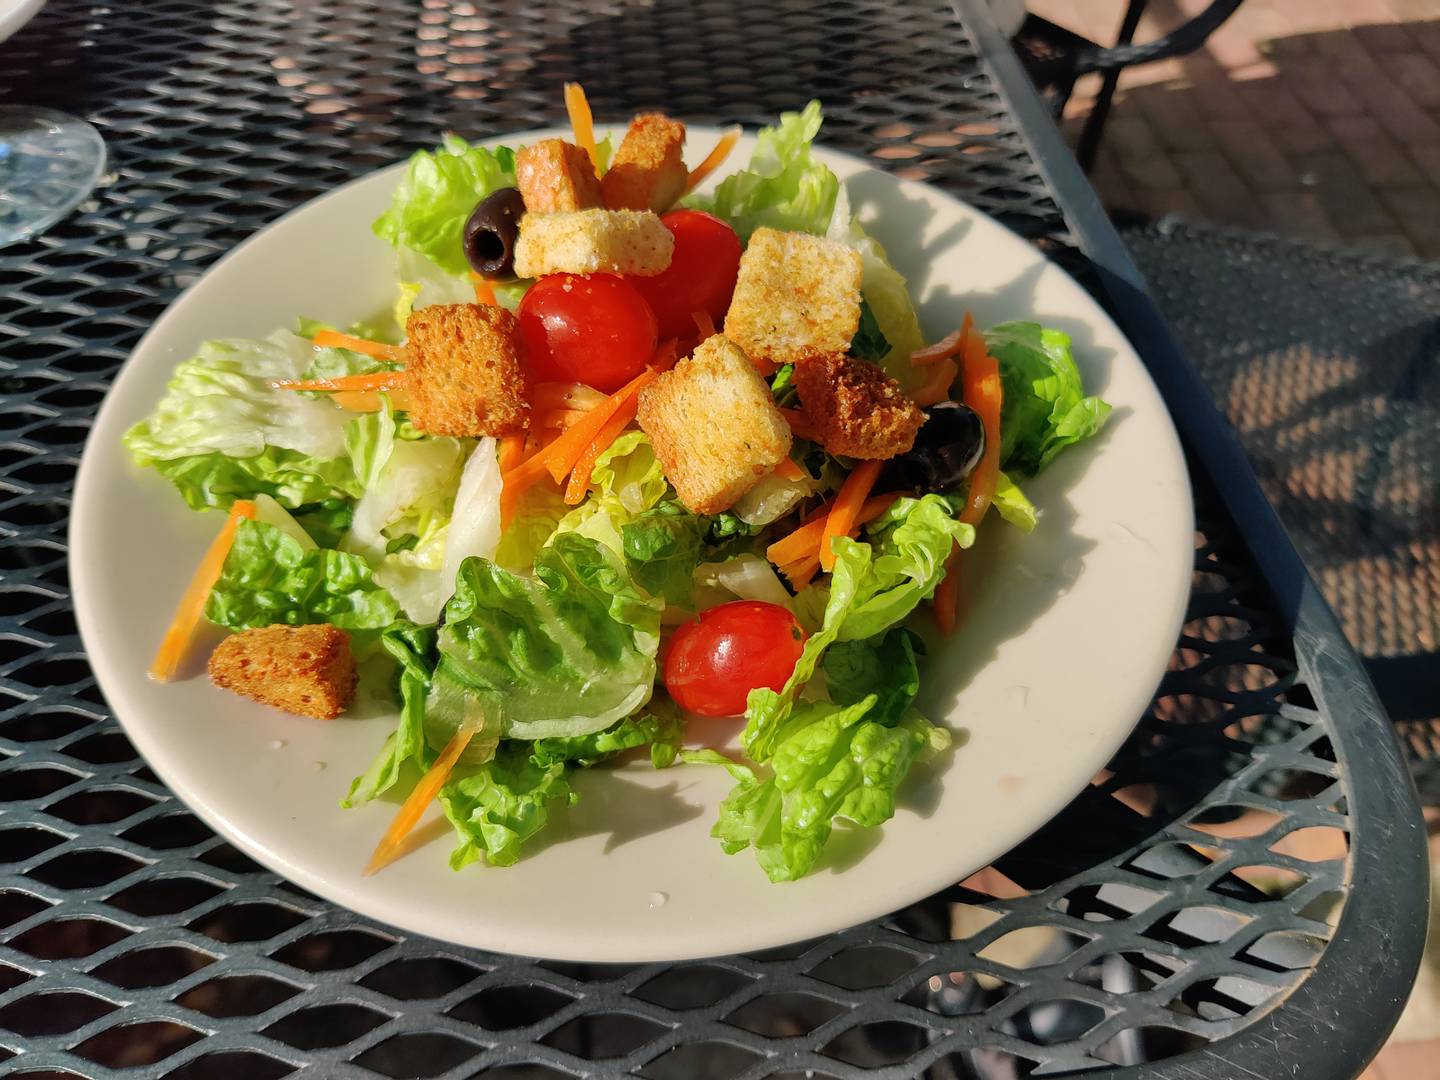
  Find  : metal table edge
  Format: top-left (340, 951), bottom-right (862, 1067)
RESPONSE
top-left (950, 3), bottom-right (1430, 1076)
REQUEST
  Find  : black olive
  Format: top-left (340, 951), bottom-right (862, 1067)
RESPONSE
top-left (463, 187), bottom-right (526, 277)
top-left (881, 401), bottom-right (986, 493)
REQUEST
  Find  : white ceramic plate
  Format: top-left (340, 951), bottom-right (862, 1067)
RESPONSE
top-left (0, 0), bottom-right (44, 43)
top-left (72, 126), bottom-right (1193, 962)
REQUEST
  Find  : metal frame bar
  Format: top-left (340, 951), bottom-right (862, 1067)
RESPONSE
top-left (954, 2), bottom-right (1430, 1075)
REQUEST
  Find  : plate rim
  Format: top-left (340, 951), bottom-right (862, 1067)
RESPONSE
top-left (70, 125), bottom-right (1194, 961)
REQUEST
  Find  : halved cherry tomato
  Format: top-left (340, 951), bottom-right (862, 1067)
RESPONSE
top-left (663, 600), bottom-right (807, 717)
top-left (517, 273), bottom-right (658, 393)
top-left (630, 210), bottom-right (742, 340)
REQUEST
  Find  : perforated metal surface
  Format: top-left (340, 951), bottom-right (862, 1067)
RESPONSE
top-left (0, 1), bottom-right (1421, 1078)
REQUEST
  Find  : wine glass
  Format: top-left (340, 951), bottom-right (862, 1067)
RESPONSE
top-left (0, 0), bottom-right (107, 246)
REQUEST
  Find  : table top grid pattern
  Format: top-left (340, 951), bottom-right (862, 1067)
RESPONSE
top-left (0, 1), bottom-right (1373, 1077)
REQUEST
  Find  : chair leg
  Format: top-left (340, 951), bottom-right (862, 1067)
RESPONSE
top-left (1076, 0), bottom-right (1149, 172)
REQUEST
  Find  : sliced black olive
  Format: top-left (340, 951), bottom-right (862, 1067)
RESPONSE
top-left (463, 187), bottom-right (526, 277)
top-left (881, 401), bottom-right (986, 493)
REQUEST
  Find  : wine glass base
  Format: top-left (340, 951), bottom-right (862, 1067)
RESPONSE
top-left (0, 105), bottom-right (106, 246)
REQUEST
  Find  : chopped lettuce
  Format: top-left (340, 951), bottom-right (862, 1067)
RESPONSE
top-left (343, 622), bottom-right (437, 807)
top-left (694, 698), bottom-right (949, 882)
top-left (984, 321), bottom-right (1111, 476)
top-left (826, 183), bottom-right (927, 390)
top-left (620, 500), bottom-right (702, 607)
top-left (550, 432), bottom-right (673, 560)
top-left (530, 698), bottom-right (683, 769)
top-left (427, 533), bottom-right (662, 744)
top-left (206, 519), bottom-right (401, 633)
top-left (840, 494), bottom-right (975, 641)
top-left (702, 100), bottom-right (838, 239)
top-left (124, 333), bottom-right (361, 511)
top-left (823, 627), bottom-right (923, 728)
top-left (372, 136), bottom-right (516, 277)
top-left (440, 745), bottom-right (573, 868)
top-left (439, 698), bottom-right (679, 868)
top-left (850, 300), bottom-right (890, 362)
top-left (992, 470), bottom-right (1038, 532)
top-left (743, 494), bottom-right (971, 762)
top-left (341, 413), bottom-right (471, 624)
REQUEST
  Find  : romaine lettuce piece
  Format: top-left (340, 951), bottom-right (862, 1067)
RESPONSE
top-left (992, 470), bottom-right (1038, 532)
top-left (620, 500), bottom-right (702, 607)
top-left (205, 519), bottom-right (401, 633)
top-left (984, 321), bottom-right (1111, 476)
top-left (826, 183), bottom-right (927, 389)
top-left (428, 533), bottom-right (663, 743)
top-left (438, 697), bottom-right (679, 869)
top-left (372, 136), bottom-right (517, 278)
top-left (341, 416), bottom-right (470, 623)
top-left (124, 333), bottom-right (361, 511)
top-left (695, 698), bottom-right (950, 882)
top-left (822, 627), bottom-right (922, 727)
top-left (703, 100), bottom-right (838, 239)
top-left (343, 622), bottom-right (437, 807)
top-left (743, 494), bottom-right (971, 760)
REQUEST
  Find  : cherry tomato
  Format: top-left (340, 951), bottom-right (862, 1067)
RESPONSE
top-left (517, 273), bottom-right (658, 392)
top-left (630, 210), bottom-right (742, 340)
top-left (663, 600), bottom-right (807, 717)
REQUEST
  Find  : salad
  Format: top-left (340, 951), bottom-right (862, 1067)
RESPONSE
top-left (125, 90), bottom-right (1110, 883)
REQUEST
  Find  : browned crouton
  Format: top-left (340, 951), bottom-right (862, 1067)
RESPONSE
top-left (724, 228), bottom-right (863, 368)
top-left (512, 209), bottom-right (673, 278)
top-left (404, 303), bottom-right (528, 437)
top-left (601, 113), bottom-right (688, 212)
top-left (208, 625), bottom-right (356, 720)
top-left (515, 139), bottom-right (603, 213)
top-left (794, 352), bottom-right (925, 459)
top-left (637, 334), bottom-right (791, 514)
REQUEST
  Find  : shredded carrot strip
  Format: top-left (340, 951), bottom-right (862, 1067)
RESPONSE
top-left (779, 553), bottom-right (821, 589)
top-left (149, 500), bottom-right (256, 682)
top-left (934, 320), bottom-right (1003, 635)
top-left (564, 82), bottom-right (601, 177)
top-left (819, 460), bottom-right (883, 571)
top-left (766, 491), bottom-right (899, 567)
top-left (692, 309), bottom-right (717, 339)
top-left (498, 433), bottom-right (526, 473)
top-left (910, 328), bottom-right (966, 366)
top-left (500, 367), bottom-right (660, 523)
top-left (958, 323), bottom-right (1002, 526)
top-left (274, 371), bottom-right (406, 393)
top-left (683, 127), bottom-right (741, 193)
top-left (332, 389), bottom-right (415, 413)
top-left (533, 381), bottom-right (607, 413)
top-left (774, 457), bottom-right (807, 482)
top-left (312, 330), bottom-right (405, 363)
top-left (469, 272), bottom-right (497, 306)
top-left (933, 545), bottom-right (964, 635)
top-left (364, 724), bottom-right (478, 876)
top-left (779, 407), bottom-right (818, 442)
top-left (564, 397), bottom-right (638, 504)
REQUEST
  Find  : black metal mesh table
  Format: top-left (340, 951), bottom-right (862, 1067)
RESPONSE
top-left (0, 1), bottom-right (1426, 1078)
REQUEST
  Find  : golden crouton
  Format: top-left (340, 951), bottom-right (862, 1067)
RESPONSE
top-left (601, 113), bottom-right (688, 213)
top-left (512, 209), bottom-right (673, 278)
top-left (404, 303), bottom-right (529, 438)
top-left (208, 624), bottom-right (356, 720)
top-left (637, 334), bottom-right (791, 515)
top-left (724, 228), bottom-right (864, 369)
top-left (794, 352), bottom-right (925, 459)
top-left (515, 139), bottom-right (603, 213)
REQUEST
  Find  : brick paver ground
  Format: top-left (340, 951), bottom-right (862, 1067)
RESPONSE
top-left (1029, 0), bottom-right (1440, 258)
top-left (1021, 2), bottom-right (1440, 1075)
